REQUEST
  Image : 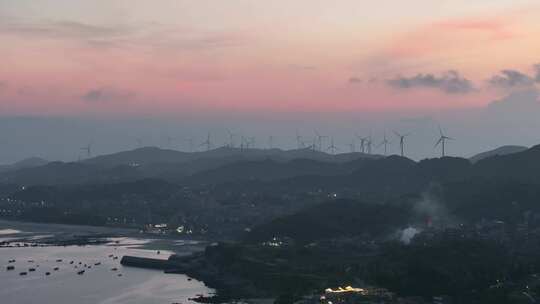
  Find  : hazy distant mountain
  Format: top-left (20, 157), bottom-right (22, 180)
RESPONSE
top-left (0, 161), bottom-right (142, 185)
top-left (473, 144), bottom-right (540, 182)
top-left (82, 146), bottom-right (380, 167)
top-left (0, 157), bottom-right (49, 173)
top-left (183, 158), bottom-right (357, 185)
top-left (0, 147), bottom-right (380, 186)
top-left (5, 144), bottom-right (540, 188)
top-left (470, 145), bottom-right (528, 163)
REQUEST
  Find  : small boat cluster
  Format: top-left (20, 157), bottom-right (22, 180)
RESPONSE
top-left (4, 251), bottom-right (125, 278)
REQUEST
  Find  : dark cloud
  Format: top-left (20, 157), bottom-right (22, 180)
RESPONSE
top-left (81, 87), bottom-right (135, 103)
top-left (488, 69), bottom-right (535, 89)
top-left (387, 70), bottom-right (475, 94)
top-left (348, 77), bottom-right (362, 84)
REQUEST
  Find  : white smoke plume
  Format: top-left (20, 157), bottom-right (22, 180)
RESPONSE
top-left (399, 227), bottom-right (420, 245)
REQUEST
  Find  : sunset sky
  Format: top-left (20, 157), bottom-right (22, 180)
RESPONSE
top-left (1, 1), bottom-right (540, 162)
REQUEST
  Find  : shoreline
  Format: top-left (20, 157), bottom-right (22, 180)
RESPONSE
top-left (0, 219), bottom-right (138, 235)
top-left (1, 219), bottom-right (248, 302)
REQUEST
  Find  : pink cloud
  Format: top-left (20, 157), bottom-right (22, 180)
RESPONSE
top-left (435, 18), bottom-right (516, 41)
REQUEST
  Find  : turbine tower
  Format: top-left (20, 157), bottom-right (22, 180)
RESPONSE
top-left (226, 129), bottom-right (236, 148)
top-left (355, 134), bottom-right (367, 153)
top-left (165, 136), bottom-right (175, 148)
top-left (295, 131), bottom-right (305, 149)
top-left (327, 137), bottom-right (339, 155)
top-left (435, 126), bottom-right (454, 157)
top-left (348, 141), bottom-right (356, 153)
top-left (314, 130), bottom-right (328, 152)
top-left (365, 136), bottom-right (373, 155)
top-left (393, 131), bottom-right (410, 157)
top-left (378, 132), bottom-right (391, 156)
top-left (308, 137), bottom-right (317, 151)
top-left (240, 135), bottom-right (247, 150)
top-left (185, 137), bottom-right (195, 152)
top-left (80, 143), bottom-right (92, 158)
top-left (268, 136), bottom-right (274, 149)
top-left (200, 133), bottom-right (212, 151)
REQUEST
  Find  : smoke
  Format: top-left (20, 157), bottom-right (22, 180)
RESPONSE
top-left (412, 184), bottom-right (454, 227)
top-left (399, 227), bottom-right (420, 244)
top-left (396, 185), bottom-right (457, 244)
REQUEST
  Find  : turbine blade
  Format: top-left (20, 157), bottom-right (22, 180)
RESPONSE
top-left (435, 137), bottom-right (442, 148)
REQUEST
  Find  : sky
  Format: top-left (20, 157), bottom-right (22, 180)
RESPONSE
top-left (1, 1), bottom-right (540, 163)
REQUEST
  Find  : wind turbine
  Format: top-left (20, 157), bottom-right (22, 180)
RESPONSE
top-left (165, 136), bottom-right (175, 148)
top-left (314, 130), bottom-right (328, 152)
top-left (308, 137), bottom-right (318, 151)
top-left (295, 131), bottom-right (305, 149)
top-left (378, 132), bottom-right (391, 156)
top-left (393, 131), bottom-right (410, 157)
top-left (366, 135), bottom-right (373, 155)
top-left (300, 136), bottom-right (315, 151)
top-left (348, 141), bottom-right (356, 153)
top-left (80, 143), bottom-right (92, 158)
top-left (355, 134), bottom-right (367, 153)
top-left (435, 126), bottom-right (453, 157)
top-left (240, 135), bottom-right (247, 150)
top-left (185, 137), bottom-right (195, 152)
top-left (226, 129), bottom-right (237, 148)
top-left (268, 136), bottom-right (274, 149)
top-left (200, 133), bottom-right (212, 151)
top-left (327, 137), bottom-right (339, 155)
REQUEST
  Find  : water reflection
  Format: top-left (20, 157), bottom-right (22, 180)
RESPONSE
top-left (0, 225), bottom-right (213, 304)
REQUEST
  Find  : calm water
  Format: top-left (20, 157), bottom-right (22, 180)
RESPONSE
top-left (0, 224), bottom-right (213, 304)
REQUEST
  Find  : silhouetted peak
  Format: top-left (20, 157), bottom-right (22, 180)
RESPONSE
top-left (470, 145), bottom-right (528, 163)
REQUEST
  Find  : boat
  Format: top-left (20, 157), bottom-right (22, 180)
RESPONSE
top-left (6, 265), bottom-right (15, 271)
top-left (77, 270), bottom-right (85, 275)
